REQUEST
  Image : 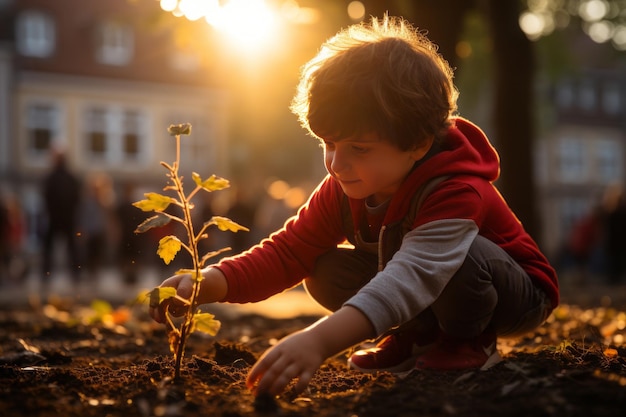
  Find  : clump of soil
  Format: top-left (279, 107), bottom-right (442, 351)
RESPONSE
top-left (0, 300), bottom-right (625, 417)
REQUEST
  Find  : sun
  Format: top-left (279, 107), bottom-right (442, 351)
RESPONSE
top-left (160, 0), bottom-right (281, 54)
top-left (207, 0), bottom-right (279, 53)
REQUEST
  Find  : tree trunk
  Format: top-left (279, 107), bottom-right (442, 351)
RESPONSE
top-left (484, 0), bottom-right (539, 238)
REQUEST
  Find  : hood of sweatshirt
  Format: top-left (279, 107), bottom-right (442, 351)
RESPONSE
top-left (346, 117), bottom-right (501, 227)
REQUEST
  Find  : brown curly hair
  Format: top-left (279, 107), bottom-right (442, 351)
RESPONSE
top-left (290, 16), bottom-right (458, 151)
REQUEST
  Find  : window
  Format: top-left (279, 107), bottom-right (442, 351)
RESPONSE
top-left (16, 10), bottom-right (55, 58)
top-left (596, 139), bottom-right (623, 183)
top-left (602, 82), bottom-right (621, 115)
top-left (95, 21), bottom-right (134, 66)
top-left (558, 137), bottom-right (587, 183)
top-left (122, 110), bottom-right (141, 160)
top-left (25, 103), bottom-right (58, 154)
top-left (82, 106), bottom-right (147, 165)
top-left (556, 80), bottom-right (574, 109)
top-left (85, 108), bottom-right (108, 159)
top-left (579, 81), bottom-right (596, 111)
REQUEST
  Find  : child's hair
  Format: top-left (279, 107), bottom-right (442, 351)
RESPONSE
top-left (290, 15), bottom-right (458, 151)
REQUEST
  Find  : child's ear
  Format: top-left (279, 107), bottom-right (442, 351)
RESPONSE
top-left (410, 136), bottom-right (434, 161)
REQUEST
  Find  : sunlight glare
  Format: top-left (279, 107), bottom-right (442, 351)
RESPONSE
top-left (613, 25), bottom-right (626, 50)
top-left (160, 0), bottom-right (177, 13)
top-left (267, 180), bottom-right (290, 200)
top-left (519, 11), bottom-right (545, 40)
top-left (347, 1), bottom-right (366, 21)
top-left (205, 0), bottom-right (279, 52)
top-left (579, 0), bottom-right (609, 22)
top-left (178, 0), bottom-right (206, 21)
top-left (586, 20), bottom-right (614, 43)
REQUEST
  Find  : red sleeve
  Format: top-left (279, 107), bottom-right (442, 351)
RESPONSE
top-left (215, 176), bottom-right (347, 303)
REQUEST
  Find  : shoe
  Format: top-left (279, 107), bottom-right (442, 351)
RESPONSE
top-left (348, 329), bottom-right (437, 373)
top-left (415, 331), bottom-right (501, 370)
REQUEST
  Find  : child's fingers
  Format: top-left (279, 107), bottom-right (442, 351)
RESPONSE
top-left (246, 352), bottom-right (274, 391)
top-left (267, 363), bottom-right (301, 395)
top-left (294, 370), bottom-right (314, 394)
top-left (147, 275), bottom-right (194, 323)
top-left (148, 301), bottom-right (168, 323)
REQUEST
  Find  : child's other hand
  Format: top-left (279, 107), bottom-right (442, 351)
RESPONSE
top-left (246, 330), bottom-right (325, 397)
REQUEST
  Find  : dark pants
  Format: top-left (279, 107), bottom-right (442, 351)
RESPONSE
top-left (304, 235), bottom-right (551, 339)
top-left (41, 224), bottom-right (81, 283)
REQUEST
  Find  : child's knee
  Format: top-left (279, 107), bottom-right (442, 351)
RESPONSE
top-left (306, 248), bottom-right (377, 311)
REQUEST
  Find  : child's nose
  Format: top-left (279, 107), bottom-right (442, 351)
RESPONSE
top-left (329, 149), bottom-right (348, 173)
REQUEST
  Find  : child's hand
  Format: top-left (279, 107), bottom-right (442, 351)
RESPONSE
top-left (148, 273), bottom-right (194, 323)
top-left (148, 267), bottom-right (228, 323)
top-left (246, 329), bottom-right (325, 396)
top-left (246, 306), bottom-right (376, 397)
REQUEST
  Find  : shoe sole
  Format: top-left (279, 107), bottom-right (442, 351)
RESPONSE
top-left (347, 354), bottom-right (420, 374)
top-left (347, 343), bottom-right (435, 374)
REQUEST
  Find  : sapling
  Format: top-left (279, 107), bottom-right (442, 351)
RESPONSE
top-left (134, 123), bottom-right (248, 380)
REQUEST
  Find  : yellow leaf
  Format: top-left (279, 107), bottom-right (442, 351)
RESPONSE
top-left (174, 269), bottom-right (204, 282)
top-left (146, 287), bottom-right (178, 308)
top-left (192, 173), bottom-right (230, 192)
top-left (208, 216), bottom-right (250, 233)
top-left (90, 299), bottom-right (113, 316)
top-left (133, 192), bottom-right (175, 212)
top-left (157, 235), bottom-right (182, 265)
top-left (191, 312), bottom-right (221, 336)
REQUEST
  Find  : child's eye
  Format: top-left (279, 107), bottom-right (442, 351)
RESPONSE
top-left (351, 145), bottom-right (369, 154)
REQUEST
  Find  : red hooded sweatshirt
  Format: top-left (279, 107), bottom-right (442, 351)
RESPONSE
top-left (216, 118), bottom-right (558, 335)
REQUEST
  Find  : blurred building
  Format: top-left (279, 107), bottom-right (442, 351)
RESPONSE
top-left (536, 68), bottom-right (626, 261)
top-left (0, 0), bottom-right (231, 247)
top-left (1, 0), bottom-right (625, 270)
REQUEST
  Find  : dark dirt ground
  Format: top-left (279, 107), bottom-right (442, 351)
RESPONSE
top-left (1, 285), bottom-right (625, 417)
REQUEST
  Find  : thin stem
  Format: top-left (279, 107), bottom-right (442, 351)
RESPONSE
top-left (168, 133), bottom-right (204, 381)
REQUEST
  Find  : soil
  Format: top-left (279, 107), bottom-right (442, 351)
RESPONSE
top-left (1, 293), bottom-right (625, 417)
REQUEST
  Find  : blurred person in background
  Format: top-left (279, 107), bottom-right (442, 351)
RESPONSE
top-left (80, 172), bottom-right (116, 282)
top-left (40, 151), bottom-right (82, 293)
top-left (566, 203), bottom-right (604, 286)
top-left (115, 181), bottom-right (146, 286)
top-left (0, 191), bottom-right (28, 284)
top-left (603, 183), bottom-right (626, 284)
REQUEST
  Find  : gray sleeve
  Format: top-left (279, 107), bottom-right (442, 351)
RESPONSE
top-left (343, 218), bottom-right (479, 335)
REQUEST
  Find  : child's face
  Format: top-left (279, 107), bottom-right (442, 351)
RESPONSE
top-left (322, 132), bottom-right (432, 205)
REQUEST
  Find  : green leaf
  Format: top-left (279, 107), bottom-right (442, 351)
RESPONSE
top-left (133, 192), bottom-right (175, 212)
top-left (158, 235), bottom-right (182, 265)
top-left (191, 312), bottom-right (221, 336)
top-left (208, 216), bottom-right (250, 233)
top-left (135, 213), bottom-right (171, 234)
top-left (192, 173), bottom-right (230, 192)
top-left (167, 123), bottom-right (192, 136)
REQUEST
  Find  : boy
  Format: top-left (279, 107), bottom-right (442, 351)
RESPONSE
top-left (150, 16), bottom-right (558, 397)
